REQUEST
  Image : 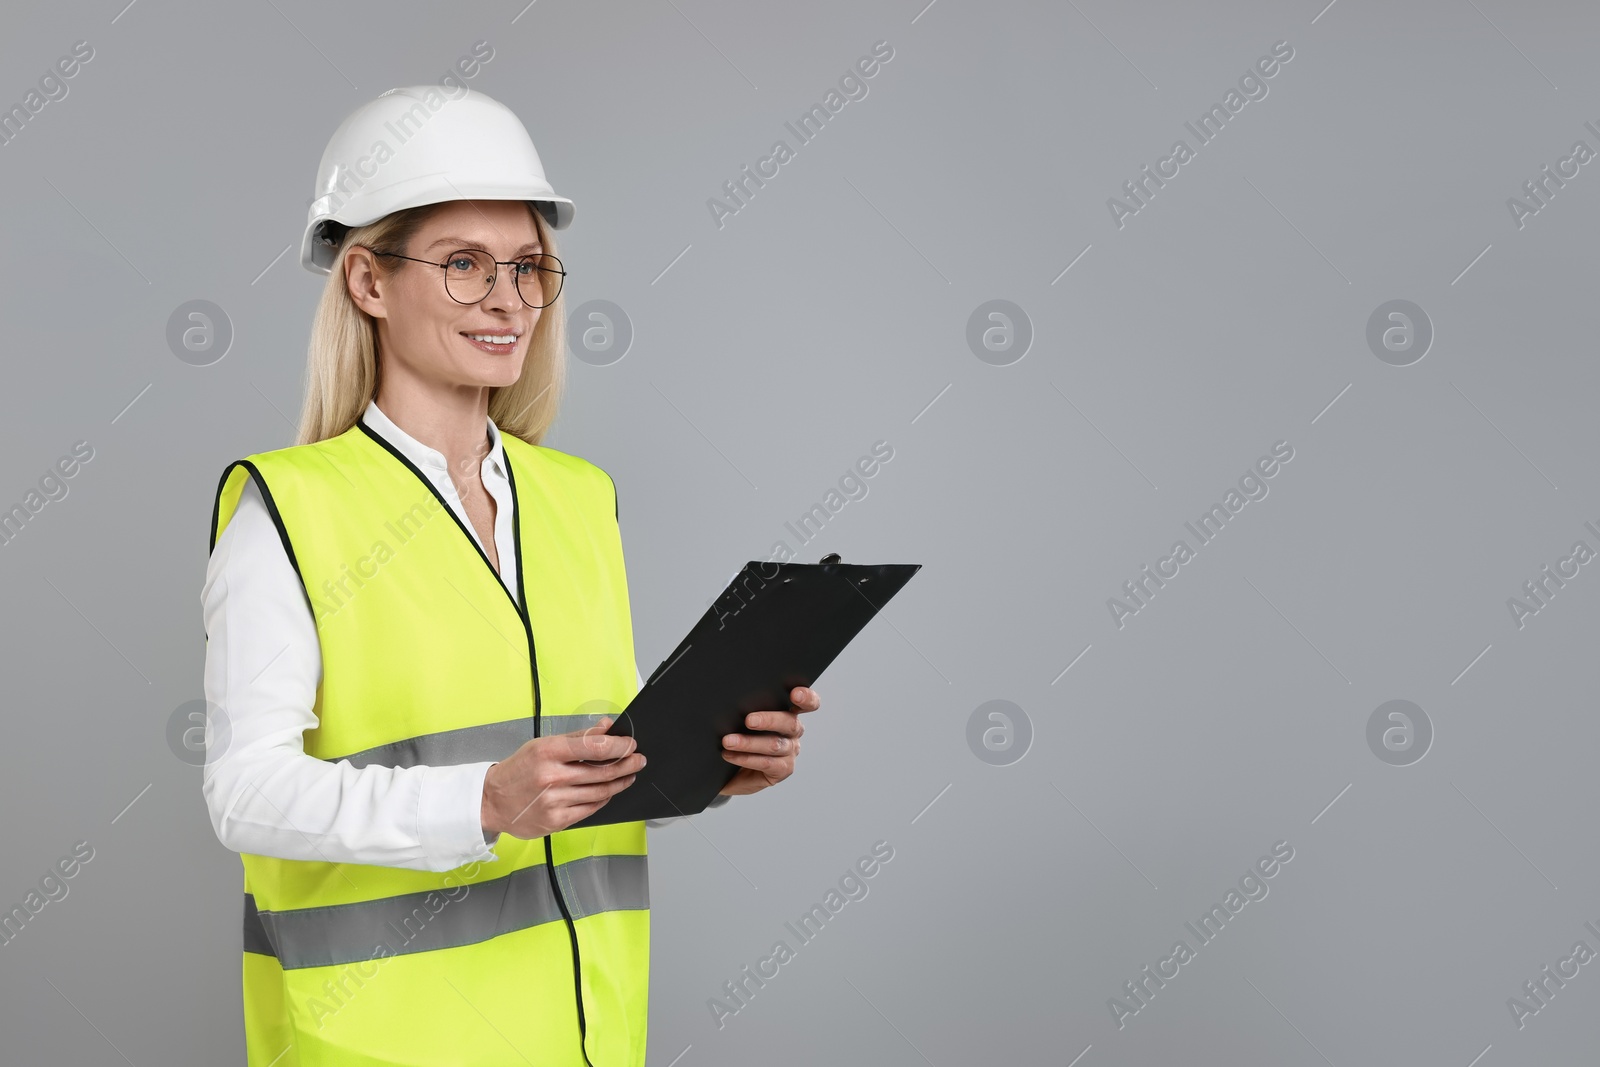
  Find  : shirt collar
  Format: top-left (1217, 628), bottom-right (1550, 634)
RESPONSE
top-left (361, 397), bottom-right (506, 479)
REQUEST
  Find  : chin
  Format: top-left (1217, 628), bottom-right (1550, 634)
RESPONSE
top-left (471, 368), bottom-right (525, 389)
top-left (459, 351), bottom-right (527, 386)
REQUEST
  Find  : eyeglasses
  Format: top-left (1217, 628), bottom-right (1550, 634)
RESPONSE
top-left (371, 248), bottom-right (566, 308)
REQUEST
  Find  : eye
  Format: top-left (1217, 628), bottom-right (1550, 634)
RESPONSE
top-left (448, 256), bottom-right (478, 272)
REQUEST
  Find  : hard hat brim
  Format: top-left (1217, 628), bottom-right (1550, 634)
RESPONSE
top-left (300, 194), bottom-right (574, 276)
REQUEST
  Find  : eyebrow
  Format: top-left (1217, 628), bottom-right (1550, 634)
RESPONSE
top-left (424, 237), bottom-right (544, 254)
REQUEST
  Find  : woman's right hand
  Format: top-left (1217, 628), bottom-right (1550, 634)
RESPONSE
top-left (480, 718), bottom-right (646, 839)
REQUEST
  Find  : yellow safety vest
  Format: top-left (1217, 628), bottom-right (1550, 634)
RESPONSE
top-left (208, 416), bottom-right (648, 1067)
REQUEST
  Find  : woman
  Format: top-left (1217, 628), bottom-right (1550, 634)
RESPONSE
top-left (201, 85), bottom-right (820, 1067)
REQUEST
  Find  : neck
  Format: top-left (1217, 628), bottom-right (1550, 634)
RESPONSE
top-left (373, 374), bottom-right (492, 481)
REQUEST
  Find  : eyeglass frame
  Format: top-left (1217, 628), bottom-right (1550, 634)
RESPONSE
top-left (367, 247), bottom-right (567, 309)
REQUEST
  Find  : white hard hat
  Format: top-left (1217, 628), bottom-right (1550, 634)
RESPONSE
top-left (300, 85), bottom-right (573, 275)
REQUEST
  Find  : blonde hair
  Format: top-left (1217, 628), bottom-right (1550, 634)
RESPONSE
top-left (294, 202), bottom-right (566, 447)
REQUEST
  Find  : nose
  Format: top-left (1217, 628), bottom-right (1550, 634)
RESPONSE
top-left (482, 264), bottom-right (518, 313)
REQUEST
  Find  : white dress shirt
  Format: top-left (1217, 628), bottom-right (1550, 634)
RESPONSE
top-left (201, 398), bottom-right (716, 875)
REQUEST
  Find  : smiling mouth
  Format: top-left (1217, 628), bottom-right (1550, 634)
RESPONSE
top-left (461, 332), bottom-right (520, 353)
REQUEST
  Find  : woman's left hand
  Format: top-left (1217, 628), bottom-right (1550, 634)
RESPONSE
top-left (718, 686), bottom-right (820, 796)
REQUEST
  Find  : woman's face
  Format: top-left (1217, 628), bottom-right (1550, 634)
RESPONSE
top-left (354, 199), bottom-right (545, 393)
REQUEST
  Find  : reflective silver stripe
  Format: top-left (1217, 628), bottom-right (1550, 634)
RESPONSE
top-left (246, 853), bottom-right (647, 971)
top-left (336, 713), bottom-right (610, 769)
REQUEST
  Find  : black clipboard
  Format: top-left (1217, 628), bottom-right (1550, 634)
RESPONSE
top-left (568, 554), bottom-right (921, 829)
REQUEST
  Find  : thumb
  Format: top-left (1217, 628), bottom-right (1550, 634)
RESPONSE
top-left (568, 717), bottom-right (630, 760)
top-left (580, 716), bottom-right (614, 737)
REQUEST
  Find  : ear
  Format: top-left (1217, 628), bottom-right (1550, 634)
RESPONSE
top-left (345, 246), bottom-right (389, 321)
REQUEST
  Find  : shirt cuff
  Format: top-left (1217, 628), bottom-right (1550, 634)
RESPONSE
top-left (418, 761), bottom-right (501, 870)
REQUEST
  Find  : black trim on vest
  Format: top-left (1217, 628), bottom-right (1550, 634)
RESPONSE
top-left (209, 460), bottom-right (314, 621)
top-left (353, 419), bottom-right (523, 615)
top-left (496, 458), bottom-right (546, 743)
top-left (356, 416), bottom-right (597, 1067)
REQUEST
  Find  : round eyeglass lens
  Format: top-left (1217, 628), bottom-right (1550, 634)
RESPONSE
top-left (442, 250), bottom-right (562, 308)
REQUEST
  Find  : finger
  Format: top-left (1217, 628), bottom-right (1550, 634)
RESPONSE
top-left (559, 751), bottom-right (647, 784)
top-left (789, 686), bottom-right (821, 711)
top-left (557, 774), bottom-right (639, 806)
top-left (574, 717), bottom-right (614, 739)
top-left (721, 750), bottom-right (791, 773)
top-left (743, 710), bottom-right (803, 736)
top-left (553, 728), bottom-right (637, 763)
top-left (723, 732), bottom-right (795, 756)
top-left (560, 786), bottom-right (629, 823)
top-left (536, 775), bottom-right (639, 823)
top-left (571, 717), bottom-right (620, 740)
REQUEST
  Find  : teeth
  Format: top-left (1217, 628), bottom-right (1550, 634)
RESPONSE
top-left (465, 334), bottom-right (516, 344)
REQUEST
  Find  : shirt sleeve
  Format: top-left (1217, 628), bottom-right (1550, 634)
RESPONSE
top-left (201, 476), bottom-right (499, 873)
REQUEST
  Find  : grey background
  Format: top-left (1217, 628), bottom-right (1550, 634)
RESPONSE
top-left (1, 0), bottom-right (1596, 1063)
